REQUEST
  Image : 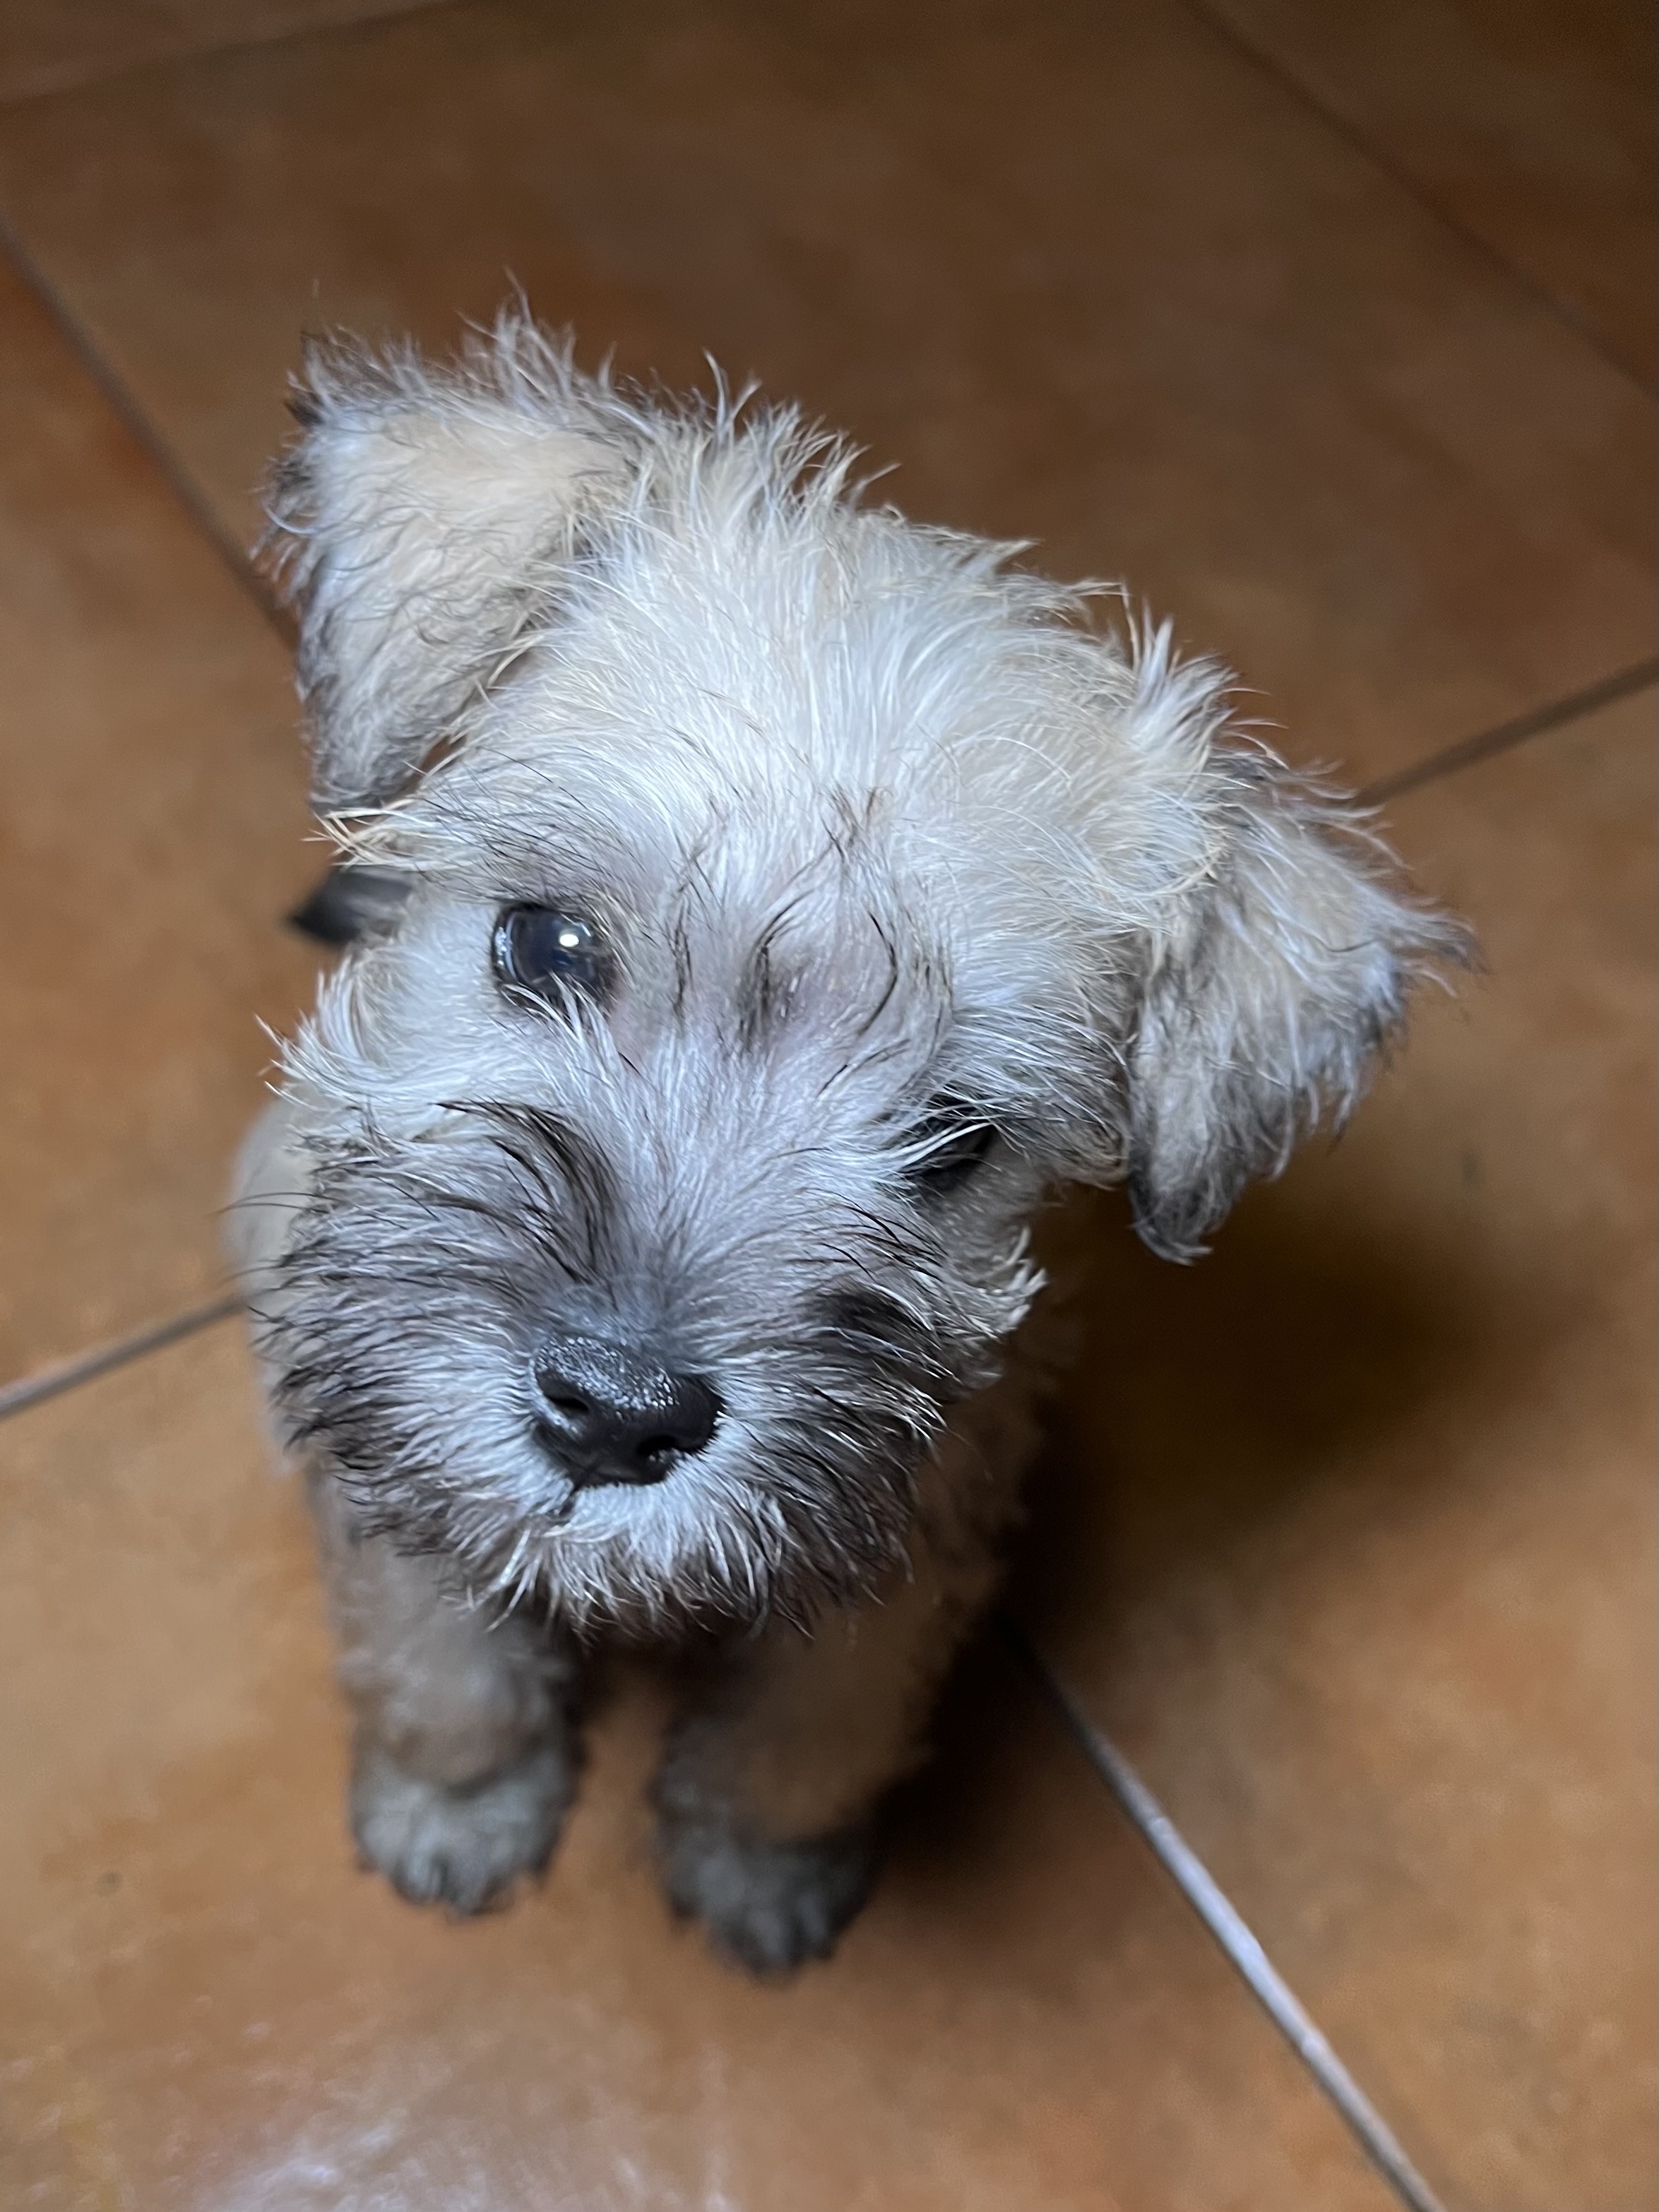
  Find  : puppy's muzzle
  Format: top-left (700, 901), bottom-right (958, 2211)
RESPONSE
top-left (533, 1333), bottom-right (722, 1490)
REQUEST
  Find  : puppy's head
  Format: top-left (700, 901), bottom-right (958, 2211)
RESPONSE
top-left (257, 318), bottom-right (1462, 1630)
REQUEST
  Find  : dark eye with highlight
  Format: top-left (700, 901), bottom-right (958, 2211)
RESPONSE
top-left (908, 1112), bottom-right (998, 1196)
top-left (492, 905), bottom-right (611, 1007)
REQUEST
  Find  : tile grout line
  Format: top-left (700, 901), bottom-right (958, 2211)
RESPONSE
top-left (1357, 658), bottom-right (1659, 807)
top-left (0, 210), bottom-right (293, 642)
top-left (1176, 0), bottom-right (1659, 401)
top-left (1004, 1621), bottom-right (1456, 2212)
top-left (0, 222), bottom-right (290, 1434)
top-left (0, 1295), bottom-right (244, 1424)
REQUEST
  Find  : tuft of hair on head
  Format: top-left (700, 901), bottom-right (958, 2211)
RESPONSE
top-left (261, 315), bottom-right (645, 814)
top-left (259, 311), bottom-right (855, 820)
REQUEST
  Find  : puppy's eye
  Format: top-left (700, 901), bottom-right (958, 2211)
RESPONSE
top-left (492, 905), bottom-right (610, 1006)
top-left (908, 1116), bottom-right (998, 1196)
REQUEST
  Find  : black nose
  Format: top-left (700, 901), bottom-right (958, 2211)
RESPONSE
top-left (532, 1334), bottom-right (722, 1489)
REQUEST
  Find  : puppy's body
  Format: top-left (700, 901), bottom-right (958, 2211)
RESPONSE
top-left (235, 320), bottom-right (1457, 1971)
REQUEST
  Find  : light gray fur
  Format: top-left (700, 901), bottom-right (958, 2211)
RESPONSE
top-left (234, 314), bottom-right (1462, 1968)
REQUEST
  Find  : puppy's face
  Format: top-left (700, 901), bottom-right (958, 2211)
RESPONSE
top-left (260, 324), bottom-right (1458, 1629)
top-left (275, 604), bottom-right (1097, 1628)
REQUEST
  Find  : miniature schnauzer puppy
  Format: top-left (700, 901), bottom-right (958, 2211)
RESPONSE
top-left (233, 317), bottom-right (1459, 1975)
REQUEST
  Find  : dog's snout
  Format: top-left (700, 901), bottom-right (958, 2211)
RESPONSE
top-left (533, 1334), bottom-right (721, 1489)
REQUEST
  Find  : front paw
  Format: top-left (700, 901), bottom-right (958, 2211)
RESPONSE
top-left (659, 1816), bottom-right (878, 1976)
top-left (350, 1740), bottom-right (574, 1914)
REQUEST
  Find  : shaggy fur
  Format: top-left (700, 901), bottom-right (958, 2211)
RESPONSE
top-left (232, 315), bottom-right (1461, 1971)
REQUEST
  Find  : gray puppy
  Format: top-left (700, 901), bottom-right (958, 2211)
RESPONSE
top-left (233, 317), bottom-right (1459, 1974)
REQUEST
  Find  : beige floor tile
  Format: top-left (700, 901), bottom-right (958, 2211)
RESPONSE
top-left (0, 0), bottom-right (443, 105)
top-left (0, 256), bottom-right (319, 1387)
top-left (0, 1321), bottom-right (1405, 2212)
top-left (0, 0), bottom-right (1651, 790)
top-left (1207, 0), bottom-right (1658, 388)
top-left (1022, 691), bottom-right (1658, 2211)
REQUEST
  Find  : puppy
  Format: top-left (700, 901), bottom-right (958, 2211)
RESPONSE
top-left (233, 316), bottom-right (1459, 1974)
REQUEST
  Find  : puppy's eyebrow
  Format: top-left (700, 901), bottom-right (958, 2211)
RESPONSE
top-left (735, 927), bottom-right (780, 1047)
top-left (735, 896), bottom-right (811, 1046)
top-left (670, 915), bottom-right (695, 1018)
top-left (852, 909), bottom-right (900, 1041)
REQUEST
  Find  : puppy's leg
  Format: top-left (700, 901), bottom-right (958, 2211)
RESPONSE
top-left (309, 1470), bottom-right (581, 1913)
top-left (655, 1367), bottom-right (1043, 1975)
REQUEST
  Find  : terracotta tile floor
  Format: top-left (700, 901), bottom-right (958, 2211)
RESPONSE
top-left (0, 4), bottom-right (1651, 2206)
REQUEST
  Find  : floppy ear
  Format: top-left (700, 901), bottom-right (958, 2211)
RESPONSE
top-left (262, 321), bottom-right (634, 812)
top-left (1116, 662), bottom-right (1467, 1261)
